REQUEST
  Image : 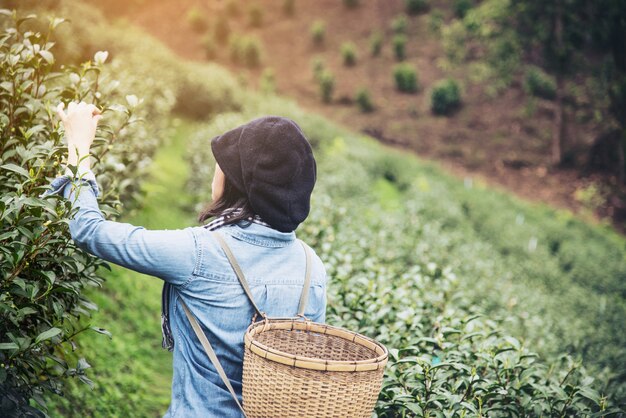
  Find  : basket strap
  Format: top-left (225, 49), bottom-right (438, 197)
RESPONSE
top-left (180, 299), bottom-right (249, 418)
top-left (212, 231), bottom-right (265, 319)
top-left (296, 240), bottom-right (312, 317)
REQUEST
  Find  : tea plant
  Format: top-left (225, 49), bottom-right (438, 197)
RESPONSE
top-left (431, 78), bottom-right (461, 115)
top-left (229, 34), bottom-right (263, 68)
top-left (391, 14), bottom-right (409, 34)
top-left (393, 34), bottom-right (407, 61)
top-left (186, 6), bottom-right (207, 33)
top-left (394, 63), bottom-right (419, 93)
top-left (356, 87), bottom-right (374, 112)
top-left (406, 0), bottom-right (429, 15)
top-left (0, 10), bottom-right (155, 415)
top-left (369, 30), bottom-right (383, 57)
top-left (311, 20), bottom-right (326, 46)
top-left (341, 42), bottom-right (357, 66)
top-left (318, 70), bottom-right (335, 103)
top-left (524, 65), bottom-right (557, 100)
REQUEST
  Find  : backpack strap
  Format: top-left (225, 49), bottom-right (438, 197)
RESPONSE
top-left (180, 299), bottom-right (248, 417)
top-left (296, 242), bottom-right (313, 317)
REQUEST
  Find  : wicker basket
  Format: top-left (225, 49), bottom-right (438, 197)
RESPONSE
top-left (242, 318), bottom-right (388, 418)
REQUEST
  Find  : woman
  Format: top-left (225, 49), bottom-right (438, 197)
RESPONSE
top-left (50, 101), bottom-right (328, 417)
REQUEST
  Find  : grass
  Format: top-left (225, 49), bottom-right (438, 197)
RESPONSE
top-left (46, 118), bottom-right (201, 417)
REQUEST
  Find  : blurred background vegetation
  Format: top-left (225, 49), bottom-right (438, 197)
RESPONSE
top-left (1, 0), bottom-right (625, 416)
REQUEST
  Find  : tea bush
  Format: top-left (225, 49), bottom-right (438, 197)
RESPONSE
top-left (406, 0), bottom-right (429, 15)
top-left (428, 9), bottom-right (445, 34)
top-left (229, 34), bottom-right (263, 68)
top-left (369, 30), bottom-right (383, 57)
top-left (341, 42), bottom-right (357, 66)
top-left (355, 87), bottom-right (374, 112)
top-left (393, 34), bottom-right (407, 61)
top-left (310, 20), bottom-right (326, 46)
top-left (394, 63), bottom-right (419, 93)
top-left (524, 65), bottom-right (557, 100)
top-left (186, 6), bottom-right (207, 33)
top-left (0, 10), bottom-right (154, 415)
top-left (318, 70), bottom-right (335, 103)
top-left (311, 56), bottom-right (325, 80)
top-left (391, 14), bottom-right (409, 34)
top-left (454, 0), bottom-right (473, 18)
top-left (431, 78), bottom-right (461, 114)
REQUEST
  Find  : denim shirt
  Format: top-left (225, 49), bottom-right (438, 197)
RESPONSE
top-left (44, 170), bottom-right (328, 417)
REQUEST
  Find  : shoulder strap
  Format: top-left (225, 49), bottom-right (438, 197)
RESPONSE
top-left (212, 231), bottom-right (313, 320)
top-left (179, 299), bottom-right (248, 418)
top-left (297, 241), bottom-right (313, 317)
top-left (211, 231), bottom-right (266, 319)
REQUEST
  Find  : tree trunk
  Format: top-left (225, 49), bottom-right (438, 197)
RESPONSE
top-left (551, 0), bottom-right (565, 167)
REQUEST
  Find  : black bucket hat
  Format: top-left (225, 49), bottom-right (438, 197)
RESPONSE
top-left (210, 115), bottom-right (317, 232)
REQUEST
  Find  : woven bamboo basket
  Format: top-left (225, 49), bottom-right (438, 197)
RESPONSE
top-left (241, 318), bottom-right (388, 418)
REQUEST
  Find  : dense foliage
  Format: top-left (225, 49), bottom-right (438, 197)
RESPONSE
top-left (0, 10), bottom-right (150, 416)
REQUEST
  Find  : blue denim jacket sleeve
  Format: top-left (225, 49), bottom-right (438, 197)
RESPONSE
top-left (42, 167), bottom-right (196, 285)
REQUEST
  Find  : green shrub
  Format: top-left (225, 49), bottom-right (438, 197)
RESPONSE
top-left (428, 9), bottom-right (445, 34)
top-left (524, 65), bottom-right (557, 100)
top-left (201, 33), bottom-right (217, 59)
top-left (431, 78), bottom-right (461, 114)
top-left (260, 67), bottom-right (276, 94)
top-left (405, 0), bottom-right (429, 14)
top-left (392, 34), bottom-right (407, 60)
top-left (453, 0), bottom-right (473, 18)
top-left (248, 3), bottom-right (263, 27)
top-left (369, 30), bottom-right (383, 57)
top-left (0, 11), bottom-right (157, 415)
top-left (311, 56), bottom-right (325, 80)
top-left (341, 42), bottom-right (357, 66)
top-left (310, 20), bottom-right (326, 45)
top-left (283, 0), bottom-right (295, 16)
top-left (229, 34), bottom-right (262, 68)
top-left (186, 6), bottom-right (208, 33)
top-left (213, 15), bottom-right (231, 44)
top-left (343, 0), bottom-right (359, 8)
top-left (393, 63), bottom-right (419, 93)
top-left (355, 87), bottom-right (374, 112)
top-left (391, 14), bottom-right (409, 34)
top-left (318, 70), bottom-right (335, 103)
top-left (225, 0), bottom-right (240, 17)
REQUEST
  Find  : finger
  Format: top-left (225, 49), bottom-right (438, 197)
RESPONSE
top-left (87, 103), bottom-right (101, 115)
top-left (68, 101), bottom-right (77, 113)
top-left (55, 102), bottom-right (67, 122)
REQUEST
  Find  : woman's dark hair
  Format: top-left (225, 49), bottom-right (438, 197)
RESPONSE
top-left (198, 174), bottom-right (256, 225)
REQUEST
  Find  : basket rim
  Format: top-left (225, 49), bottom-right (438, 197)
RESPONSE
top-left (244, 318), bottom-right (389, 372)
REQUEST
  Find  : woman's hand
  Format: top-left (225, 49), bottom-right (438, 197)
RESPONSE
top-left (56, 101), bottom-right (102, 170)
